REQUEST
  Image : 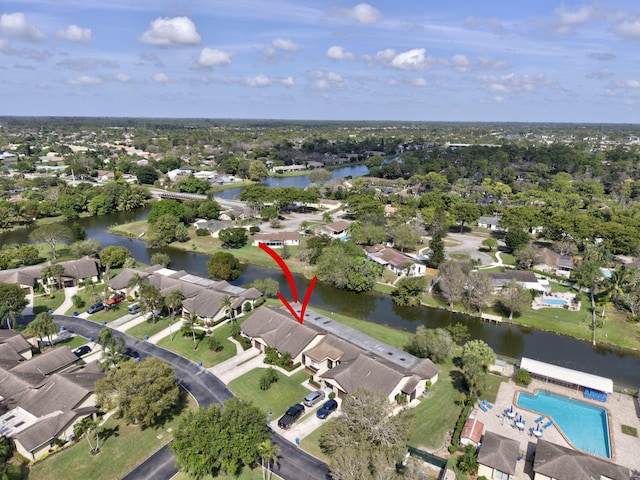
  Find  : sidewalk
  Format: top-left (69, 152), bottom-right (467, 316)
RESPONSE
top-left (208, 351), bottom-right (266, 384)
top-left (53, 285), bottom-right (79, 315)
top-left (147, 319), bottom-right (186, 344)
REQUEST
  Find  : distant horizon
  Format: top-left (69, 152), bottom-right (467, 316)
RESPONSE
top-left (1, 1), bottom-right (639, 123)
top-left (1, 115), bottom-right (639, 128)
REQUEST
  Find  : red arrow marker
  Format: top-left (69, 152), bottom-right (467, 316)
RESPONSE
top-left (259, 242), bottom-right (317, 324)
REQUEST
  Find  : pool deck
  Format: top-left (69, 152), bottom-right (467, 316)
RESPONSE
top-left (473, 378), bottom-right (640, 479)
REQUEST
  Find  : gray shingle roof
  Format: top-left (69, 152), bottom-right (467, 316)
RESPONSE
top-left (477, 431), bottom-right (520, 475)
top-left (13, 410), bottom-right (77, 452)
top-left (320, 354), bottom-right (404, 397)
top-left (533, 439), bottom-right (630, 480)
top-left (9, 348), bottom-right (78, 386)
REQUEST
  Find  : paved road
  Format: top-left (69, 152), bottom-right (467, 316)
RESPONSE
top-left (52, 315), bottom-right (330, 480)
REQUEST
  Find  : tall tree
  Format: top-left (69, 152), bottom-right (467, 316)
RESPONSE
top-left (165, 289), bottom-right (184, 319)
top-left (0, 283), bottom-right (28, 329)
top-left (139, 284), bottom-right (164, 323)
top-left (73, 416), bottom-right (101, 454)
top-left (257, 440), bottom-right (280, 480)
top-left (451, 202), bottom-right (481, 233)
top-left (25, 312), bottom-right (58, 349)
top-left (461, 340), bottom-right (496, 395)
top-left (29, 224), bottom-right (74, 259)
top-left (499, 279), bottom-right (529, 320)
top-left (319, 388), bottom-right (413, 480)
top-left (95, 357), bottom-right (180, 427)
top-left (465, 271), bottom-right (494, 314)
top-left (436, 260), bottom-right (471, 307)
top-left (171, 399), bottom-right (269, 479)
top-left (97, 327), bottom-right (126, 370)
top-left (207, 251), bottom-right (242, 281)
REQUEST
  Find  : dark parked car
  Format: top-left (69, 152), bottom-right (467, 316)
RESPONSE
top-left (87, 302), bottom-right (104, 314)
top-left (303, 390), bottom-right (325, 407)
top-left (316, 399), bottom-right (338, 419)
top-left (73, 345), bottom-right (92, 357)
top-left (277, 404), bottom-right (305, 429)
top-left (128, 304), bottom-right (141, 315)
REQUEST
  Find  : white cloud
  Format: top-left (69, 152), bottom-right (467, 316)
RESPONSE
top-left (0, 13), bottom-right (44, 42)
top-left (476, 72), bottom-right (554, 95)
top-left (115, 73), bottom-right (133, 83)
top-left (308, 70), bottom-right (344, 90)
top-left (611, 17), bottom-right (640, 40)
top-left (56, 25), bottom-right (92, 44)
top-left (549, 3), bottom-right (611, 35)
top-left (449, 54), bottom-right (470, 74)
top-left (272, 38), bottom-right (299, 52)
top-left (152, 73), bottom-right (181, 83)
top-left (376, 48), bottom-right (434, 71)
top-left (588, 52), bottom-right (616, 61)
top-left (623, 79), bottom-right (640, 88)
top-left (327, 45), bottom-right (355, 61)
top-left (280, 76), bottom-right (295, 86)
top-left (411, 78), bottom-right (427, 87)
top-left (67, 75), bottom-right (103, 86)
top-left (244, 74), bottom-right (271, 87)
top-left (138, 17), bottom-right (201, 46)
top-left (334, 3), bottom-right (382, 25)
top-left (327, 72), bottom-right (343, 82)
top-left (196, 48), bottom-right (232, 68)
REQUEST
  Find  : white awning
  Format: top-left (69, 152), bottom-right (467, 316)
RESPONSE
top-left (520, 357), bottom-right (613, 393)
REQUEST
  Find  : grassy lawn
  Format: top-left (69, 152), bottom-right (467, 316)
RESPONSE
top-left (299, 422), bottom-right (331, 463)
top-left (408, 360), bottom-right (465, 450)
top-left (126, 316), bottom-right (176, 340)
top-left (228, 369), bottom-right (310, 420)
top-left (374, 283), bottom-right (396, 294)
top-left (54, 335), bottom-right (90, 350)
top-left (156, 322), bottom-right (238, 368)
top-left (29, 396), bottom-right (196, 480)
top-left (33, 291), bottom-right (65, 314)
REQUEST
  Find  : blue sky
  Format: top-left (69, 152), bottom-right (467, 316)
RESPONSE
top-left (1, 1), bottom-right (639, 123)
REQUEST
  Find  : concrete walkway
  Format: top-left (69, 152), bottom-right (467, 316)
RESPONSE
top-left (53, 285), bottom-right (79, 315)
top-left (111, 313), bottom-right (151, 331)
top-left (147, 319), bottom-right (186, 344)
top-left (208, 351), bottom-right (266, 384)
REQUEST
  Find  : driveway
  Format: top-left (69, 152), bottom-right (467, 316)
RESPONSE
top-left (445, 232), bottom-right (494, 266)
top-left (51, 315), bottom-right (330, 480)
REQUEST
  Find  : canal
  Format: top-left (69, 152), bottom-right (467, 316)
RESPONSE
top-left (4, 166), bottom-right (640, 388)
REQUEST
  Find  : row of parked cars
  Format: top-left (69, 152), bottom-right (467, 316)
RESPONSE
top-left (87, 299), bottom-right (140, 315)
top-left (277, 390), bottom-right (339, 429)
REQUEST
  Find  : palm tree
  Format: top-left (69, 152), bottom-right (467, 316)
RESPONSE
top-left (182, 312), bottom-right (200, 349)
top-left (25, 312), bottom-right (58, 349)
top-left (97, 327), bottom-right (126, 370)
top-left (220, 295), bottom-right (234, 320)
top-left (165, 289), bottom-right (183, 319)
top-left (257, 440), bottom-right (280, 480)
top-left (0, 305), bottom-right (18, 330)
top-left (603, 266), bottom-right (632, 307)
top-left (49, 264), bottom-right (66, 291)
top-left (457, 444), bottom-right (478, 475)
top-left (73, 417), bottom-right (101, 454)
top-left (126, 272), bottom-right (149, 298)
top-left (139, 284), bottom-right (163, 324)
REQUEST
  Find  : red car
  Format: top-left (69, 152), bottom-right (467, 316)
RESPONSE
top-left (106, 292), bottom-right (126, 306)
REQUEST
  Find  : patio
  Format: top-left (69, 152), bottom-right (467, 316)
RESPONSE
top-left (472, 378), bottom-right (640, 479)
top-left (531, 291), bottom-right (580, 311)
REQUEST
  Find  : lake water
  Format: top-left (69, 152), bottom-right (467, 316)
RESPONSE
top-left (3, 165), bottom-right (640, 388)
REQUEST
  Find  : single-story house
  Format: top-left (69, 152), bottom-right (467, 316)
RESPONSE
top-left (109, 266), bottom-right (262, 324)
top-left (0, 353), bottom-right (104, 461)
top-left (460, 417), bottom-right (484, 447)
top-left (477, 431), bottom-right (520, 480)
top-left (365, 244), bottom-right (426, 277)
top-left (0, 330), bottom-right (33, 367)
top-left (533, 439), bottom-right (629, 480)
top-left (252, 231), bottom-right (301, 248)
top-left (318, 220), bottom-right (351, 239)
top-left (477, 216), bottom-right (503, 231)
top-left (533, 248), bottom-right (575, 278)
top-left (241, 306), bottom-right (439, 403)
top-left (193, 219), bottom-right (234, 237)
top-left (272, 164), bottom-right (307, 173)
top-left (0, 256), bottom-right (101, 293)
top-left (488, 271), bottom-right (549, 293)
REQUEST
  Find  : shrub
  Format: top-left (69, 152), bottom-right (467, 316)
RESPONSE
top-left (72, 294), bottom-right (85, 309)
top-left (249, 226), bottom-right (260, 234)
top-left (259, 368), bottom-right (279, 390)
top-left (196, 228), bottom-right (210, 236)
top-left (514, 368), bottom-right (532, 386)
top-left (328, 392), bottom-right (336, 400)
top-left (207, 335), bottom-right (223, 352)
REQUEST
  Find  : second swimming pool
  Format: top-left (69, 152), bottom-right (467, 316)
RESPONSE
top-left (516, 390), bottom-right (610, 458)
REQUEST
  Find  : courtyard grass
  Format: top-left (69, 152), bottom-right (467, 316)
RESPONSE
top-left (54, 335), bottom-right (89, 351)
top-left (156, 322), bottom-right (238, 368)
top-left (228, 369), bottom-right (310, 420)
top-left (126, 316), bottom-right (176, 340)
top-left (28, 396), bottom-right (195, 480)
top-left (299, 422), bottom-right (331, 463)
top-left (33, 291), bottom-right (65, 314)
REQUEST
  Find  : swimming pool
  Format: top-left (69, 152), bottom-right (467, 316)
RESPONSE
top-left (542, 297), bottom-right (567, 306)
top-left (516, 390), bottom-right (610, 458)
